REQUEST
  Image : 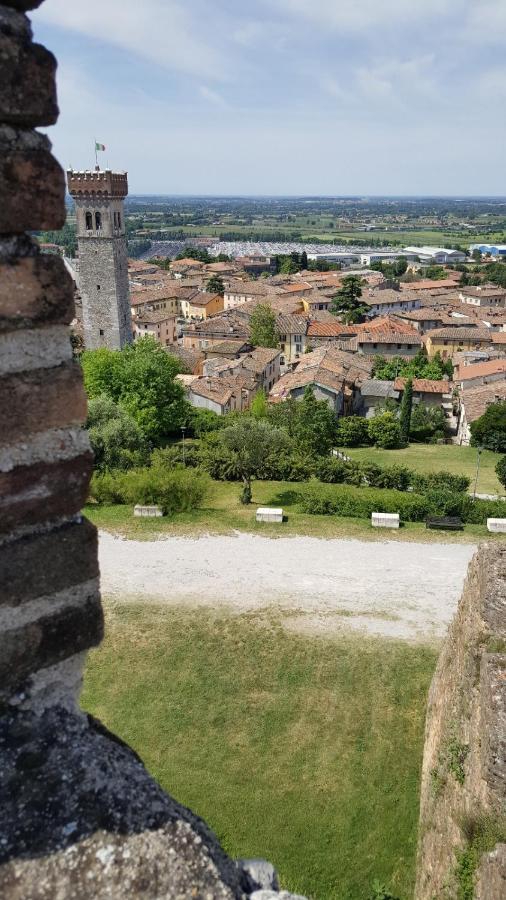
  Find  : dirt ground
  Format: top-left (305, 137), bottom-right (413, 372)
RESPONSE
top-left (98, 531), bottom-right (476, 643)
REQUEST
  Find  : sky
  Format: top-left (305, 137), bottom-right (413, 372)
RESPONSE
top-left (31, 0), bottom-right (506, 196)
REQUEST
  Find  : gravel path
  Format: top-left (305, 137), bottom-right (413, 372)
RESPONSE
top-left (99, 531), bottom-right (476, 643)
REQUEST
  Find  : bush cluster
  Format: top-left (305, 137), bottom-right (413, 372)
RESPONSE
top-left (299, 481), bottom-right (505, 524)
top-left (90, 465), bottom-right (210, 516)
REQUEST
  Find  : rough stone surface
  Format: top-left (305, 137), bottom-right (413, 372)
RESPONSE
top-left (0, 707), bottom-right (245, 899)
top-left (0, 252), bottom-right (74, 331)
top-left (476, 844), bottom-right (506, 899)
top-left (0, 451), bottom-right (93, 536)
top-left (237, 860), bottom-right (280, 892)
top-left (0, 30), bottom-right (58, 126)
top-left (0, 587), bottom-right (103, 699)
top-left (0, 518), bottom-right (99, 608)
top-left (0, 126), bottom-right (65, 232)
top-left (415, 544), bottom-right (506, 900)
top-left (0, 361), bottom-right (88, 445)
top-left (1, 1), bottom-right (43, 10)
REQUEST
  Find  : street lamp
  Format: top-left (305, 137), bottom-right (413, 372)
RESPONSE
top-left (181, 426), bottom-right (187, 467)
top-left (473, 446), bottom-right (482, 500)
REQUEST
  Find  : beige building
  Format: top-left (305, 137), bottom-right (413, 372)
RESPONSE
top-left (424, 327), bottom-right (493, 359)
top-left (133, 310), bottom-right (177, 346)
top-left (180, 292), bottom-right (224, 320)
top-left (277, 314), bottom-right (309, 365)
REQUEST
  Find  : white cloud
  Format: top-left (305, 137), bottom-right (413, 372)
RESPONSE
top-left (33, 0), bottom-right (225, 80)
top-left (199, 85), bottom-right (228, 107)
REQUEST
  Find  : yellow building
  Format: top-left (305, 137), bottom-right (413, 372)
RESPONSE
top-left (424, 327), bottom-right (492, 360)
top-left (180, 292), bottom-right (224, 321)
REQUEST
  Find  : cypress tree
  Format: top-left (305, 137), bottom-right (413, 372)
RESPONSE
top-left (399, 378), bottom-right (413, 444)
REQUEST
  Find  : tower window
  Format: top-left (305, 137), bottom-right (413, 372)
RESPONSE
top-left (117, 212), bottom-right (121, 228)
top-left (95, 211), bottom-right (102, 230)
top-left (97, 285), bottom-right (101, 291)
top-left (85, 211), bottom-right (93, 230)
top-left (99, 329), bottom-right (104, 336)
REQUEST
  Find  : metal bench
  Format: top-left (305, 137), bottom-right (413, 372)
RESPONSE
top-left (426, 516), bottom-right (463, 531)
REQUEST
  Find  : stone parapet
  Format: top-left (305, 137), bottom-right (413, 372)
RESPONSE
top-left (67, 168), bottom-right (128, 198)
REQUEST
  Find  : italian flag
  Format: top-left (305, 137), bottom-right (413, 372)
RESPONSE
top-left (95, 142), bottom-right (106, 151)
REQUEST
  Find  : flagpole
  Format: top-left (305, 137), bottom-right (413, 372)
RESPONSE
top-left (94, 138), bottom-right (98, 170)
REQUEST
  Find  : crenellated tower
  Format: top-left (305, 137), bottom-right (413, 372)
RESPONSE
top-left (67, 167), bottom-right (132, 349)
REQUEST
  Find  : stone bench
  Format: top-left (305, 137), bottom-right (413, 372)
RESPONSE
top-left (134, 504), bottom-right (164, 518)
top-left (371, 512), bottom-right (399, 529)
top-left (487, 518), bottom-right (506, 533)
top-left (256, 507), bottom-right (283, 524)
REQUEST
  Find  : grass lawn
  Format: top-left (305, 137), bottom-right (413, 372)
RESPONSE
top-left (347, 444), bottom-right (504, 497)
top-left (82, 603), bottom-right (437, 899)
top-left (85, 476), bottom-right (500, 543)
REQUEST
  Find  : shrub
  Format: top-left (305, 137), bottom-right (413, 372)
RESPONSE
top-left (300, 482), bottom-right (430, 522)
top-left (470, 401), bottom-right (506, 452)
top-left (368, 413), bottom-right (402, 449)
top-left (424, 488), bottom-right (473, 520)
top-left (411, 471), bottom-right (471, 494)
top-left (89, 465), bottom-right (210, 515)
top-left (496, 455), bottom-right (506, 491)
top-left (336, 416), bottom-right (371, 447)
top-left (314, 457), bottom-right (348, 483)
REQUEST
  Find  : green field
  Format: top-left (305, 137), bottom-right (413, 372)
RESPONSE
top-left (347, 444), bottom-right (503, 497)
top-left (82, 603), bottom-right (437, 899)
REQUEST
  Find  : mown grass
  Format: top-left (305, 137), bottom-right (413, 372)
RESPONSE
top-left (84, 477), bottom-right (498, 543)
top-left (347, 445), bottom-right (503, 497)
top-left (82, 603), bottom-right (437, 899)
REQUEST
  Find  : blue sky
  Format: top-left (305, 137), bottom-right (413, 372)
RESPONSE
top-left (32, 0), bottom-right (506, 196)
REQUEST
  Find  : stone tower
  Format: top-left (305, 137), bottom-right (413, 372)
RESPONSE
top-left (67, 167), bottom-right (132, 349)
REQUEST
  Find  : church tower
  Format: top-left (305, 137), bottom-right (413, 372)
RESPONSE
top-left (67, 167), bottom-right (132, 349)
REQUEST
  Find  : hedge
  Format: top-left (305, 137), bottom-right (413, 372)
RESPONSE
top-left (90, 465), bottom-right (210, 515)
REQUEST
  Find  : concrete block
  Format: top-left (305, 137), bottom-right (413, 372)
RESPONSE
top-left (134, 505), bottom-right (164, 518)
top-left (487, 518), bottom-right (506, 533)
top-left (256, 507), bottom-right (283, 523)
top-left (371, 512), bottom-right (400, 529)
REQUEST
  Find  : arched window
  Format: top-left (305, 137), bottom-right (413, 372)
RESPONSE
top-left (116, 212), bottom-right (121, 229)
top-left (95, 211), bottom-right (102, 230)
top-left (85, 211), bottom-right (93, 230)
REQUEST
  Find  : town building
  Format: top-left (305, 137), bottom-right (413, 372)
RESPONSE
top-left (455, 358), bottom-right (506, 388)
top-left (180, 292), bottom-right (224, 320)
top-left (424, 327), bottom-right (493, 359)
top-left (457, 381), bottom-right (506, 444)
top-left (459, 285), bottom-right (506, 308)
top-left (358, 380), bottom-right (400, 418)
top-left (133, 310), bottom-right (177, 346)
top-left (67, 167), bottom-right (132, 349)
top-left (363, 289), bottom-right (421, 316)
top-left (403, 246), bottom-right (466, 264)
top-left (469, 243), bottom-right (506, 257)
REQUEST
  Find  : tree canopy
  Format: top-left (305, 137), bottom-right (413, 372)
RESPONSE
top-left (206, 274), bottom-right (225, 295)
top-left (86, 395), bottom-right (149, 471)
top-left (372, 350), bottom-right (453, 381)
top-left (249, 304), bottom-right (279, 348)
top-left (81, 337), bottom-right (189, 444)
top-left (330, 275), bottom-right (369, 323)
top-left (470, 401), bottom-right (506, 452)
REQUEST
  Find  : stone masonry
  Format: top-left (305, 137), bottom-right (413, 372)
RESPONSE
top-left (0, 4), bottom-right (305, 897)
top-left (67, 168), bottom-right (132, 350)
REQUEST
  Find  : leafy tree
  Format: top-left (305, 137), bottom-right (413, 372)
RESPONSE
top-left (279, 257), bottom-right (300, 274)
top-left (399, 379), bottom-right (413, 444)
top-left (368, 412), bottom-right (402, 449)
top-left (300, 249), bottom-right (308, 269)
top-left (219, 419), bottom-right (289, 500)
top-left (336, 416), bottom-right (370, 447)
top-left (251, 389), bottom-right (268, 419)
top-left (81, 337), bottom-right (188, 444)
top-left (249, 303), bottom-right (279, 348)
top-left (471, 249), bottom-right (482, 263)
top-left (292, 386), bottom-right (337, 456)
top-left (206, 274), bottom-right (225, 295)
top-left (176, 246), bottom-right (211, 262)
top-left (423, 265), bottom-right (446, 280)
top-left (470, 401), bottom-right (506, 452)
top-left (409, 404), bottom-right (447, 443)
top-left (372, 349), bottom-right (452, 381)
top-left (330, 275), bottom-right (369, 323)
top-left (86, 395), bottom-right (149, 471)
top-left (495, 456), bottom-right (506, 490)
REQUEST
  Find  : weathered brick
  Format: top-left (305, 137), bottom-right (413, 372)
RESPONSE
top-left (0, 452), bottom-right (93, 536)
top-left (0, 33), bottom-right (58, 126)
top-left (0, 519), bottom-right (99, 607)
top-left (0, 127), bottom-right (65, 233)
top-left (0, 254), bottom-right (74, 331)
top-left (0, 362), bottom-right (87, 445)
top-left (0, 590), bottom-right (103, 699)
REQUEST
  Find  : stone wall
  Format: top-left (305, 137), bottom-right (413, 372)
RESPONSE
top-left (415, 544), bottom-right (506, 899)
top-left (0, 3), bottom-right (304, 897)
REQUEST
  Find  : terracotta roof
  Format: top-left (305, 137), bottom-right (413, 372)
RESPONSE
top-left (492, 333), bottom-right (506, 344)
top-left (460, 285), bottom-right (506, 299)
top-left (400, 279), bottom-right (459, 290)
top-left (461, 380), bottom-right (506, 423)
top-left (358, 332), bottom-right (422, 345)
top-left (269, 366), bottom-right (345, 401)
top-left (356, 316), bottom-right (419, 336)
top-left (364, 289), bottom-right (420, 306)
top-left (225, 280), bottom-right (277, 296)
top-left (307, 321), bottom-right (357, 338)
top-left (204, 339), bottom-right (250, 355)
top-left (394, 378), bottom-right (451, 394)
top-left (165, 345), bottom-right (203, 373)
top-left (457, 359), bottom-right (506, 381)
top-left (280, 282), bottom-right (312, 294)
top-left (426, 327), bottom-right (493, 341)
top-left (130, 286), bottom-right (197, 306)
top-left (190, 377), bottom-right (233, 405)
top-left (276, 314), bottom-right (309, 335)
top-left (187, 292), bottom-right (223, 308)
top-left (134, 310), bottom-right (176, 325)
top-left (170, 258), bottom-right (205, 268)
top-left (397, 308), bottom-right (446, 322)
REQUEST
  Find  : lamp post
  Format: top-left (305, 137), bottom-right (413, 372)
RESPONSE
top-left (181, 426), bottom-right (187, 467)
top-left (473, 446), bottom-right (482, 500)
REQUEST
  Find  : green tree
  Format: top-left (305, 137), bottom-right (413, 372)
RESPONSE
top-left (336, 415), bottom-right (370, 447)
top-left (251, 389), bottom-right (269, 419)
top-left (86, 395), bottom-right (149, 471)
top-left (292, 386), bottom-right (337, 456)
top-left (330, 275), bottom-right (369, 323)
top-left (368, 412), bottom-right (402, 449)
top-left (471, 249), bottom-right (482, 263)
top-left (470, 401), bottom-right (506, 452)
top-left (409, 404), bottom-right (447, 443)
top-left (300, 250), bottom-right (308, 269)
top-left (81, 337), bottom-right (188, 444)
top-left (496, 455), bottom-right (506, 490)
top-left (249, 304), bottom-right (279, 348)
top-left (219, 419), bottom-right (288, 501)
top-left (279, 257), bottom-right (300, 274)
top-left (399, 379), bottom-right (413, 444)
top-left (206, 274), bottom-right (225, 294)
